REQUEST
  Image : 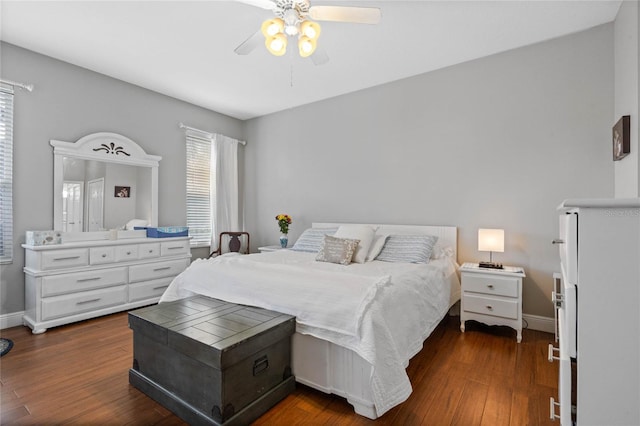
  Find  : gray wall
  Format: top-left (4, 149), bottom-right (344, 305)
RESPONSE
top-left (0, 23), bottom-right (616, 320)
top-left (614, 1), bottom-right (640, 197)
top-left (244, 24), bottom-right (614, 318)
top-left (0, 42), bottom-right (243, 314)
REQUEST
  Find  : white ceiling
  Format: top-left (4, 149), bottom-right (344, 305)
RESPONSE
top-left (0, 0), bottom-right (622, 120)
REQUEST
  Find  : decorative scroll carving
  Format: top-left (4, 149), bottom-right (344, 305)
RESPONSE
top-left (93, 142), bottom-right (131, 156)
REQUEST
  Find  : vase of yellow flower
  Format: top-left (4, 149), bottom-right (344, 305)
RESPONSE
top-left (275, 214), bottom-right (292, 248)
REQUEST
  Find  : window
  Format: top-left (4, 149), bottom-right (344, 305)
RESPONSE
top-left (0, 84), bottom-right (14, 263)
top-left (186, 133), bottom-right (215, 246)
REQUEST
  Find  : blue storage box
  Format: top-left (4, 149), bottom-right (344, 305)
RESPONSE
top-left (135, 226), bottom-right (189, 238)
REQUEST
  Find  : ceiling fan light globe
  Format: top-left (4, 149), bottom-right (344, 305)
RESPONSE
top-left (261, 18), bottom-right (284, 38)
top-left (266, 33), bottom-right (287, 56)
top-left (300, 20), bottom-right (321, 40)
top-left (298, 36), bottom-right (316, 57)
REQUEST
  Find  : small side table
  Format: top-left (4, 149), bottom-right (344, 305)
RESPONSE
top-left (459, 262), bottom-right (526, 343)
top-left (258, 245), bottom-right (284, 253)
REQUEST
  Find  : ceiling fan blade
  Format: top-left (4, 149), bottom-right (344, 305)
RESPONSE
top-left (308, 6), bottom-right (381, 24)
top-left (310, 47), bottom-right (329, 66)
top-left (234, 30), bottom-right (263, 55)
top-left (234, 0), bottom-right (276, 10)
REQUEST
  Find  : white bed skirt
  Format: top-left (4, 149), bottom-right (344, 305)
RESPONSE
top-left (291, 332), bottom-right (378, 419)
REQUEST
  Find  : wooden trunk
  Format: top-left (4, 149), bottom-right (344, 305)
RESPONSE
top-left (128, 296), bottom-right (296, 425)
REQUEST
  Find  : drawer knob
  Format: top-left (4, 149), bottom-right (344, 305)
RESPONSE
top-left (486, 305), bottom-right (493, 311)
top-left (487, 284), bottom-right (494, 289)
top-left (148, 250), bottom-right (153, 253)
top-left (552, 239), bottom-right (564, 245)
top-left (101, 254), bottom-right (107, 258)
top-left (126, 251), bottom-right (131, 255)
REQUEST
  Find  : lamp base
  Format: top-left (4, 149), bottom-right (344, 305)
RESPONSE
top-left (479, 261), bottom-right (504, 269)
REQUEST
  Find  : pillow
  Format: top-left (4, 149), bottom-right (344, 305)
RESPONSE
top-left (334, 225), bottom-right (376, 264)
top-left (431, 246), bottom-right (454, 260)
top-left (315, 235), bottom-right (360, 265)
top-left (290, 227), bottom-right (338, 253)
top-left (375, 234), bottom-right (439, 263)
top-left (366, 233), bottom-right (389, 262)
top-left (125, 219), bottom-right (148, 230)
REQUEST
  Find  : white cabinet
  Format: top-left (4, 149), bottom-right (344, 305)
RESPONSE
top-left (459, 262), bottom-right (525, 342)
top-left (23, 237), bottom-right (191, 334)
top-left (550, 199), bottom-right (640, 425)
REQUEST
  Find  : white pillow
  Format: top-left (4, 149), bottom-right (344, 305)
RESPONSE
top-left (125, 219), bottom-right (149, 230)
top-left (334, 225), bottom-right (376, 264)
top-left (366, 233), bottom-right (389, 262)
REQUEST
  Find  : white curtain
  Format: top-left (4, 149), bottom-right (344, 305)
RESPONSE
top-left (211, 133), bottom-right (240, 250)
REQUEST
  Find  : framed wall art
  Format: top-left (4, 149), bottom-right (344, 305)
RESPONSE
top-left (613, 115), bottom-right (630, 161)
top-left (114, 186), bottom-right (130, 198)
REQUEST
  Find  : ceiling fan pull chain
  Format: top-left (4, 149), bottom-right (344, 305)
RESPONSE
top-left (290, 64), bottom-right (294, 88)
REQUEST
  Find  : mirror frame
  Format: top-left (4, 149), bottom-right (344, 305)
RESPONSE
top-left (51, 132), bottom-right (161, 233)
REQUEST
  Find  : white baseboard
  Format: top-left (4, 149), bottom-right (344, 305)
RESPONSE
top-left (523, 313), bottom-right (555, 334)
top-left (1, 311), bottom-right (24, 330)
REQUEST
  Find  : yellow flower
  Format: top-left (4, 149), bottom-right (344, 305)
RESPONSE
top-left (275, 214), bottom-right (292, 234)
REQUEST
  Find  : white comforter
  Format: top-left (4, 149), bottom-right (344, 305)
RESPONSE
top-left (160, 250), bottom-right (460, 416)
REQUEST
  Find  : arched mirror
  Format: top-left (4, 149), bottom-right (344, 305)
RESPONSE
top-left (52, 132), bottom-right (161, 234)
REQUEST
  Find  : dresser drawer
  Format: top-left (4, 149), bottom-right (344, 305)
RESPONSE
top-left (41, 249), bottom-right (89, 270)
top-left (138, 243), bottom-right (161, 259)
top-left (129, 277), bottom-right (173, 302)
top-left (41, 285), bottom-right (127, 320)
top-left (463, 294), bottom-right (518, 319)
top-left (90, 247), bottom-right (115, 265)
top-left (160, 240), bottom-right (190, 257)
top-left (463, 274), bottom-right (519, 298)
top-left (129, 259), bottom-right (188, 283)
top-left (42, 267), bottom-right (127, 297)
top-left (115, 245), bottom-right (139, 262)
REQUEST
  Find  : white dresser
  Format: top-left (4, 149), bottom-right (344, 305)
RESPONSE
top-left (23, 236), bottom-right (191, 334)
top-left (550, 199), bottom-right (640, 425)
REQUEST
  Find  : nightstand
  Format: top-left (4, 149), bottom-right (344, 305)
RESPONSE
top-left (459, 262), bottom-right (526, 343)
top-left (258, 245), bottom-right (284, 253)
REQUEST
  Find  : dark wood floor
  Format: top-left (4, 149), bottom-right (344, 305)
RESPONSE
top-left (0, 312), bottom-right (557, 425)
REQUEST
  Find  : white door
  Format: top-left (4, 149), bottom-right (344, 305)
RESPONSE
top-left (87, 178), bottom-right (105, 231)
top-left (62, 181), bottom-right (84, 232)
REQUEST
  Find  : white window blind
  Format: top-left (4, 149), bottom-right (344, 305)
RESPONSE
top-left (186, 133), bottom-right (215, 246)
top-left (0, 84), bottom-right (14, 263)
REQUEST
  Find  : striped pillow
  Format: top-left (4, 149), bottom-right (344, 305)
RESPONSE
top-left (290, 227), bottom-right (339, 253)
top-left (375, 234), bottom-right (439, 263)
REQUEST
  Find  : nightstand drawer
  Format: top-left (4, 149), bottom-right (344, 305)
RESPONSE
top-left (463, 274), bottom-right (519, 298)
top-left (463, 294), bottom-right (518, 319)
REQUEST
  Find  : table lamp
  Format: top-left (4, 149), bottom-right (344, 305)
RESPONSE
top-left (478, 228), bottom-right (504, 269)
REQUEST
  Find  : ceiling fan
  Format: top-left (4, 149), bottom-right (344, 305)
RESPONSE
top-left (234, 0), bottom-right (381, 65)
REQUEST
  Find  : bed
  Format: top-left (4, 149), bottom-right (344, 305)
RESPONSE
top-left (160, 223), bottom-right (460, 419)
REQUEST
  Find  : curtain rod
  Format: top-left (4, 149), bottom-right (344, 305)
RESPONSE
top-left (179, 122), bottom-right (246, 146)
top-left (0, 78), bottom-right (34, 92)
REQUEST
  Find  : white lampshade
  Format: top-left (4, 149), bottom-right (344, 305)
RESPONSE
top-left (478, 229), bottom-right (504, 253)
